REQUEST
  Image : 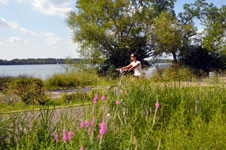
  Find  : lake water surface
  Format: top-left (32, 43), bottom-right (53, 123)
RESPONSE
top-left (0, 63), bottom-right (170, 80)
top-left (0, 64), bottom-right (67, 80)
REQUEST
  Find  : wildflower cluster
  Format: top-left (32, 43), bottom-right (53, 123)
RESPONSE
top-left (54, 129), bottom-right (75, 143)
top-left (53, 93), bottom-right (125, 148)
top-left (93, 93), bottom-right (106, 104)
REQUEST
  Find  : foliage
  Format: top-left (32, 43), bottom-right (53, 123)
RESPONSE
top-left (150, 65), bottom-right (197, 82)
top-left (178, 0), bottom-right (225, 54)
top-left (179, 46), bottom-right (226, 72)
top-left (67, 0), bottom-right (176, 72)
top-left (66, 0), bottom-right (225, 73)
top-left (0, 107), bottom-right (57, 150)
top-left (0, 77), bottom-right (13, 91)
top-left (202, 5), bottom-right (226, 54)
top-left (5, 77), bottom-right (47, 105)
top-left (152, 11), bottom-right (182, 62)
top-left (45, 70), bottom-right (98, 89)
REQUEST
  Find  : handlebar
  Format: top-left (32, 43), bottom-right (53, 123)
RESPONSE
top-left (117, 69), bottom-right (127, 74)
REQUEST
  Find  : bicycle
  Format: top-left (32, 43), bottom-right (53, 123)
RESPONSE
top-left (109, 69), bottom-right (130, 99)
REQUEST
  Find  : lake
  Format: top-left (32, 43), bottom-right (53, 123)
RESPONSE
top-left (0, 63), bottom-right (170, 80)
top-left (0, 64), bottom-right (67, 80)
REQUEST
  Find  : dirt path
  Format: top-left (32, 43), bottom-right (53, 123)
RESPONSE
top-left (46, 86), bottom-right (99, 99)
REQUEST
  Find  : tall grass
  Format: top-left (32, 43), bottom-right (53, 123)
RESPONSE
top-left (1, 80), bottom-right (226, 149)
top-left (45, 70), bottom-right (99, 89)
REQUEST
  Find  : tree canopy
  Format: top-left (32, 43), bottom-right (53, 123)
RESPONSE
top-left (67, 0), bottom-right (226, 73)
top-left (67, 0), bottom-right (176, 69)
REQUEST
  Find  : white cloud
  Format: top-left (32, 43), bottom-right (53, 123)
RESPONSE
top-left (9, 36), bottom-right (29, 45)
top-left (0, 18), bottom-right (79, 59)
top-left (0, 18), bottom-right (9, 28)
top-left (0, 0), bottom-right (8, 4)
top-left (0, 18), bottom-right (18, 29)
top-left (19, 27), bottom-right (37, 36)
top-left (16, 0), bottom-right (73, 18)
top-left (0, 18), bottom-right (63, 46)
top-left (40, 32), bottom-right (61, 45)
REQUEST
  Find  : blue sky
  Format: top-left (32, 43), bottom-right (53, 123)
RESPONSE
top-left (0, 0), bottom-right (225, 60)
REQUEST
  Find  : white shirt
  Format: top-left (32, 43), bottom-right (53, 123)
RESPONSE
top-left (130, 61), bottom-right (142, 77)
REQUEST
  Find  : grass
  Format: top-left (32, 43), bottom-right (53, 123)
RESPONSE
top-left (1, 78), bottom-right (226, 149)
top-left (0, 69), bottom-right (117, 113)
top-left (0, 93), bottom-right (93, 113)
top-left (44, 68), bottom-right (116, 90)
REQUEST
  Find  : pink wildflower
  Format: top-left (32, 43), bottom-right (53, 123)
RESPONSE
top-left (85, 120), bottom-right (90, 128)
top-left (62, 129), bottom-right (67, 134)
top-left (99, 121), bottom-right (107, 135)
top-left (63, 134), bottom-right (67, 142)
top-left (88, 128), bottom-right (92, 135)
top-left (101, 96), bottom-right (106, 101)
top-left (80, 121), bottom-right (85, 128)
top-left (155, 102), bottom-right (160, 108)
top-left (91, 117), bottom-right (95, 126)
top-left (95, 93), bottom-right (98, 98)
top-left (93, 100), bottom-right (97, 104)
top-left (68, 131), bottom-right (74, 140)
top-left (115, 100), bottom-right (120, 105)
top-left (54, 133), bottom-right (59, 143)
top-left (93, 97), bottom-right (98, 101)
top-left (80, 147), bottom-right (85, 150)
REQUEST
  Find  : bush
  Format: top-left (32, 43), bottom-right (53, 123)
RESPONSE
top-left (151, 65), bottom-right (197, 82)
top-left (179, 46), bottom-right (226, 72)
top-left (6, 77), bottom-right (47, 105)
top-left (46, 71), bottom-right (98, 89)
top-left (0, 77), bottom-right (14, 91)
top-left (62, 91), bottom-right (90, 103)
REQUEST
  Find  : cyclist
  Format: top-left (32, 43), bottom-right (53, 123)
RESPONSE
top-left (116, 53), bottom-right (143, 77)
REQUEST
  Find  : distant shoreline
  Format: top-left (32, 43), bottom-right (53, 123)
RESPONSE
top-left (0, 58), bottom-right (83, 65)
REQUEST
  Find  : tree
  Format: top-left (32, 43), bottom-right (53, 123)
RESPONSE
top-left (203, 5), bottom-right (226, 55)
top-left (179, 46), bottom-right (226, 72)
top-left (67, 0), bottom-right (176, 73)
top-left (152, 11), bottom-right (182, 63)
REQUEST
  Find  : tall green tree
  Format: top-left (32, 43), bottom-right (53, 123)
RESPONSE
top-left (203, 5), bottom-right (226, 55)
top-left (152, 11), bottom-right (182, 63)
top-left (177, 0), bottom-right (226, 71)
top-left (67, 0), bottom-right (176, 72)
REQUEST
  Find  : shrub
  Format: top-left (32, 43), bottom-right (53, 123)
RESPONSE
top-left (6, 77), bottom-right (47, 105)
top-left (179, 46), bottom-right (226, 72)
top-left (151, 65), bottom-right (197, 82)
top-left (0, 77), bottom-right (13, 91)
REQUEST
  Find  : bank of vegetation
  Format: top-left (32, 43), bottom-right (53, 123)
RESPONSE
top-left (1, 79), bottom-right (226, 149)
top-left (0, 58), bottom-right (83, 65)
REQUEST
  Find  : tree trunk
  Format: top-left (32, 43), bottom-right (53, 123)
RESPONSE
top-left (172, 52), bottom-right (177, 63)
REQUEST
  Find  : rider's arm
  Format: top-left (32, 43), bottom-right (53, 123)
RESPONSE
top-left (116, 64), bottom-right (132, 70)
top-left (121, 64), bottom-right (132, 69)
